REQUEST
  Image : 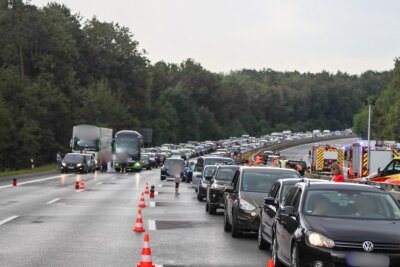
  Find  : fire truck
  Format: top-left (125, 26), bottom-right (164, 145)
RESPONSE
top-left (347, 141), bottom-right (399, 179)
top-left (311, 144), bottom-right (344, 174)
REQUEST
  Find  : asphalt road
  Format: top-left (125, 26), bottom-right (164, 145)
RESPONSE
top-left (0, 168), bottom-right (270, 267)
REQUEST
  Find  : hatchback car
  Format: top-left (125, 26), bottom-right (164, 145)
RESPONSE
top-left (223, 167), bottom-right (301, 238)
top-left (60, 153), bottom-right (90, 173)
top-left (192, 156), bottom-right (235, 190)
top-left (197, 165), bottom-right (218, 201)
top-left (272, 181), bottom-right (400, 267)
top-left (206, 165), bottom-right (240, 214)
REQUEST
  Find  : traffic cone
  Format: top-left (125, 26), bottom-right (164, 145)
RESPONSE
top-left (144, 183), bottom-right (150, 194)
top-left (136, 233), bottom-right (155, 267)
top-left (75, 181), bottom-right (79, 190)
top-left (150, 185), bottom-right (155, 198)
top-left (267, 258), bottom-right (274, 267)
top-left (133, 209), bottom-right (145, 232)
top-left (12, 178), bottom-right (17, 187)
top-left (79, 178), bottom-right (85, 190)
top-left (139, 192), bottom-right (147, 208)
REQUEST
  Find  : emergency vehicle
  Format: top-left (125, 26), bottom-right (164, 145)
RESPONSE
top-left (369, 157), bottom-right (400, 184)
top-left (347, 141), bottom-right (399, 179)
top-left (311, 144), bottom-right (344, 174)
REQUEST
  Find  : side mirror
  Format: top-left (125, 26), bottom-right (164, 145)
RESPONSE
top-left (264, 196), bottom-right (276, 206)
top-left (225, 185), bottom-right (235, 193)
top-left (281, 206), bottom-right (296, 217)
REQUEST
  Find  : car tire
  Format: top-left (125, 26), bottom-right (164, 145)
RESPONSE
top-left (205, 202), bottom-right (209, 212)
top-left (197, 193), bottom-right (203, 201)
top-left (231, 210), bottom-right (241, 238)
top-left (223, 210), bottom-right (232, 232)
top-left (272, 234), bottom-right (284, 267)
top-left (209, 204), bottom-right (217, 215)
top-left (257, 222), bottom-right (269, 250)
top-left (160, 176), bottom-right (166, 181)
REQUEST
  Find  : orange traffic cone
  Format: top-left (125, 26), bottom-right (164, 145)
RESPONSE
top-left (144, 183), bottom-right (150, 194)
top-left (79, 178), bottom-right (85, 190)
top-left (267, 258), bottom-right (274, 267)
top-left (137, 233), bottom-right (155, 267)
top-left (139, 192), bottom-right (147, 208)
top-left (133, 209), bottom-right (145, 232)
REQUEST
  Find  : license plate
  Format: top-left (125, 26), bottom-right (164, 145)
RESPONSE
top-left (346, 252), bottom-right (389, 267)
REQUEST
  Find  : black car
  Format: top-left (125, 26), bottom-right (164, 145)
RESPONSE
top-left (258, 178), bottom-right (321, 250)
top-left (160, 158), bottom-right (185, 181)
top-left (206, 165), bottom-right (240, 214)
top-left (197, 165), bottom-right (218, 201)
top-left (223, 167), bottom-right (301, 238)
top-left (272, 181), bottom-right (400, 267)
top-left (60, 153), bottom-right (91, 173)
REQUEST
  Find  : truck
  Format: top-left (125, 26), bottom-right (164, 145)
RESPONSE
top-left (310, 144), bottom-right (344, 175)
top-left (347, 141), bottom-right (395, 179)
top-left (70, 124), bottom-right (113, 169)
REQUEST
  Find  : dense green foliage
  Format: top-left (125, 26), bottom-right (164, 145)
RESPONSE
top-left (0, 1), bottom-right (390, 169)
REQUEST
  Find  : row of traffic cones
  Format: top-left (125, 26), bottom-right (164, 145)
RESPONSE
top-left (75, 178), bottom-right (85, 190)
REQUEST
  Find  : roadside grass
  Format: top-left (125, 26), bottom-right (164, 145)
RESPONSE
top-left (0, 164), bottom-right (56, 178)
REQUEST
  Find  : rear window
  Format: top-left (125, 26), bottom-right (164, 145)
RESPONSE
top-left (216, 167), bottom-right (239, 181)
top-left (241, 169), bottom-right (300, 193)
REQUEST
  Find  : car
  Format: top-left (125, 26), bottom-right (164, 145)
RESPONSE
top-left (82, 153), bottom-right (96, 173)
top-left (140, 154), bottom-right (151, 170)
top-left (192, 156), bottom-right (235, 190)
top-left (197, 165), bottom-right (218, 201)
top-left (258, 178), bottom-right (322, 250)
top-left (272, 181), bottom-right (400, 267)
top-left (160, 158), bottom-right (185, 181)
top-left (223, 167), bottom-right (301, 238)
top-left (60, 153), bottom-right (91, 174)
top-left (143, 153), bottom-right (158, 168)
top-left (206, 165), bottom-right (240, 214)
top-left (286, 160), bottom-right (308, 176)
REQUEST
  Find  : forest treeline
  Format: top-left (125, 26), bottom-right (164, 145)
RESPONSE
top-left (0, 1), bottom-right (392, 169)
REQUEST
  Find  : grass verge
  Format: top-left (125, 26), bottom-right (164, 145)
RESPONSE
top-left (0, 164), bottom-right (56, 178)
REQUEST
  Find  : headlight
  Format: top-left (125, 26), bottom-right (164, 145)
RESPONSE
top-left (211, 184), bottom-right (224, 190)
top-left (95, 160), bottom-right (98, 164)
top-left (239, 199), bottom-right (256, 211)
top-left (62, 162), bottom-right (66, 166)
top-left (307, 232), bottom-right (335, 248)
top-left (77, 163), bottom-right (82, 167)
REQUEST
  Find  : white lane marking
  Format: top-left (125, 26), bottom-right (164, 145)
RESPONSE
top-left (124, 173), bottom-right (128, 176)
top-left (46, 198), bottom-right (60, 204)
top-left (150, 202), bottom-right (156, 208)
top-left (96, 182), bottom-right (103, 185)
top-left (0, 174), bottom-right (73, 190)
top-left (158, 184), bottom-right (162, 188)
top-left (155, 265), bottom-right (163, 267)
top-left (155, 191), bottom-right (159, 195)
top-left (76, 189), bottom-right (85, 193)
top-left (0, 216), bottom-right (19, 226)
top-left (111, 177), bottom-right (117, 180)
top-left (148, 220), bottom-right (156, 230)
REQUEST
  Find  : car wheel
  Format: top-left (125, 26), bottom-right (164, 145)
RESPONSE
top-left (272, 234), bottom-right (284, 267)
top-left (206, 202), bottom-right (210, 212)
top-left (197, 192), bottom-right (203, 201)
top-left (231, 210), bottom-right (241, 238)
top-left (258, 222), bottom-right (269, 250)
top-left (223, 210), bottom-right (232, 232)
top-left (160, 176), bottom-right (165, 181)
top-left (291, 243), bottom-right (299, 267)
top-left (209, 204), bottom-right (217, 215)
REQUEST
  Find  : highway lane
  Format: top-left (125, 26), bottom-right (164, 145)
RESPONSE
top-left (0, 168), bottom-right (271, 267)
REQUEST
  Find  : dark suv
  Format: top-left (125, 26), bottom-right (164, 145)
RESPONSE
top-left (272, 181), bottom-right (400, 267)
top-left (223, 167), bottom-right (301, 238)
top-left (206, 165), bottom-right (240, 214)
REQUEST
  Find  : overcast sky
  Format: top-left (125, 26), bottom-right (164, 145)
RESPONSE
top-left (31, 0), bottom-right (400, 74)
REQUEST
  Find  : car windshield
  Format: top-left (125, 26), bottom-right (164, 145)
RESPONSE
top-left (304, 189), bottom-right (400, 220)
top-left (64, 154), bottom-right (83, 163)
top-left (203, 166), bottom-right (217, 177)
top-left (204, 158), bottom-right (234, 165)
top-left (241, 169), bottom-right (300, 193)
top-left (164, 160), bottom-right (184, 170)
top-left (216, 167), bottom-right (239, 181)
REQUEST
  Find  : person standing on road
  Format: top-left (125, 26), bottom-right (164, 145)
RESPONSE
top-left (56, 151), bottom-right (62, 171)
top-left (331, 163), bottom-right (344, 182)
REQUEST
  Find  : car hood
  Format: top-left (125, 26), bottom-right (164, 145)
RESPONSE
top-left (304, 216), bottom-right (400, 242)
top-left (240, 191), bottom-right (267, 209)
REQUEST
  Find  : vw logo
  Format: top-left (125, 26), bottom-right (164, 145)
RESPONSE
top-left (362, 241), bottom-right (374, 252)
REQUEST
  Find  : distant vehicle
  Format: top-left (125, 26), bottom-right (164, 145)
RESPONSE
top-left (206, 165), bottom-right (240, 214)
top-left (223, 167), bottom-right (301, 238)
top-left (273, 181), bottom-right (400, 267)
top-left (142, 153), bottom-right (158, 169)
top-left (112, 130), bottom-right (143, 172)
top-left (160, 158), bottom-right (185, 181)
top-left (60, 153), bottom-right (91, 173)
top-left (70, 124), bottom-right (113, 169)
top-left (140, 154), bottom-right (151, 170)
top-left (192, 156), bottom-right (235, 190)
top-left (197, 165), bottom-right (218, 201)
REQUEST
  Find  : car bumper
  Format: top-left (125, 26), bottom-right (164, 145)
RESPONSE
top-left (236, 208), bottom-right (259, 232)
top-left (60, 165), bottom-right (84, 172)
top-left (298, 242), bottom-right (400, 267)
top-left (209, 190), bottom-right (225, 208)
top-left (198, 185), bottom-right (208, 197)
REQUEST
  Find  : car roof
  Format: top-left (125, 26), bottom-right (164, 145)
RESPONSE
top-left (240, 166), bottom-right (298, 173)
top-left (165, 158), bottom-right (184, 162)
top-left (278, 178), bottom-right (324, 185)
top-left (201, 156), bottom-right (233, 160)
top-left (301, 181), bottom-right (388, 192)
